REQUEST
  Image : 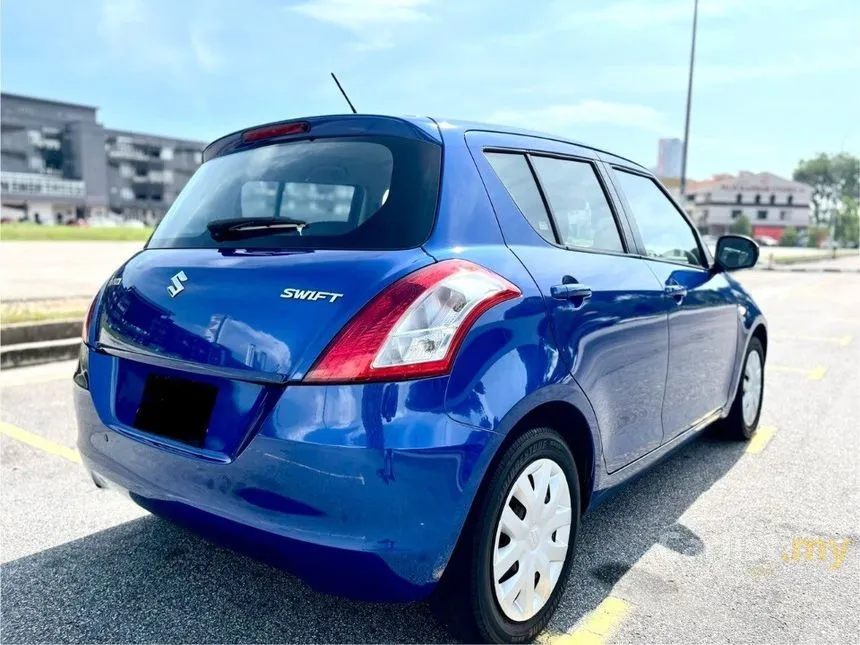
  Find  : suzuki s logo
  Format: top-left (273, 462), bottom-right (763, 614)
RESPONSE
top-left (280, 287), bottom-right (343, 303)
top-left (167, 270), bottom-right (188, 298)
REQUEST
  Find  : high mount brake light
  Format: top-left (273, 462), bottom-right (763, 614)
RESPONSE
top-left (242, 121), bottom-right (310, 143)
top-left (305, 260), bottom-right (521, 383)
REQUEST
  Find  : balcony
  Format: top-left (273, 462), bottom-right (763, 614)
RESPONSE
top-left (0, 171), bottom-right (85, 199)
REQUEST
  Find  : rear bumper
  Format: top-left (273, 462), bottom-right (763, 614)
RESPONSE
top-left (74, 377), bottom-right (500, 601)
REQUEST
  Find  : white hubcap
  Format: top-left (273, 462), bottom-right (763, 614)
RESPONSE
top-left (492, 458), bottom-right (572, 622)
top-left (742, 350), bottom-right (763, 427)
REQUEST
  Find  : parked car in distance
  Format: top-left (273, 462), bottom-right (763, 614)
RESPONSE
top-left (754, 235), bottom-right (778, 247)
top-left (75, 115), bottom-right (766, 643)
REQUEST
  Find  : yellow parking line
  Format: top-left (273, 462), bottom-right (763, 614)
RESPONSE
top-left (747, 425), bottom-right (776, 454)
top-left (0, 421), bottom-right (81, 464)
top-left (540, 597), bottom-right (629, 645)
top-left (772, 334), bottom-right (853, 346)
top-left (808, 366), bottom-right (827, 380)
top-left (769, 365), bottom-right (827, 380)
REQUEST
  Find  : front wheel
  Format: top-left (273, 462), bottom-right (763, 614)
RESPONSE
top-left (721, 336), bottom-right (765, 440)
top-left (433, 427), bottom-right (580, 643)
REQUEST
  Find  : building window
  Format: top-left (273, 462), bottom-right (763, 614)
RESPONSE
top-left (731, 209), bottom-right (742, 219)
top-left (736, 193), bottom-right (742, 204)
top-left (769, 194), bottom-right (776, 204)
top-left (757, 210), bottom-right (768, 220)
top-left (780, 210), bottom-right (788, 220)
top-left (787, 195), bottom-right (793, 205)
top-left (754, 194), bottom-right (761, 204)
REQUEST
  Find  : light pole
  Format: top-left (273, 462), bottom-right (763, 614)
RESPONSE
top-left (679, 0), bottom-right (699, 200)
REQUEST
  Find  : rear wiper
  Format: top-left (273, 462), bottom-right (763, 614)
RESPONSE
top-left (207, 217), bottom-right (309, 241)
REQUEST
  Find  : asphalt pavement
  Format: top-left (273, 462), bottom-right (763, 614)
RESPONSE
top-left (1, 270), bottom-right (858, 644)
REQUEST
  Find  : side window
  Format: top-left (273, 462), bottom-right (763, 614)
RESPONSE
top-left (485, 152), bottom-right (556, 244)
top-left (613, 170), bottom-right (704, 267)
top-left (530, 156), bottom-right (624, 253)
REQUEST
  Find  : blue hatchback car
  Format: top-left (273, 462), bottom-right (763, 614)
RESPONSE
top-left (75, 115), bottom-right (766, 643)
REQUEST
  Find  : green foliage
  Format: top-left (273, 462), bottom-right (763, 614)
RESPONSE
top-left (806, 226), bottom-right (827, 248)
top-left (0, 224), bottom-right (152, 241)
top-left (793, 153), bottom-right (860, 225)
top-left (779, 226), bottom-right (798, 247)
top-left (729, 214), bottom-right (752, 236)
top-left (834, 197), bottom-right (860, 244)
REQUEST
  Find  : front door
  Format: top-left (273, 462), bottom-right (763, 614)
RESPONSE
top-left (469, 136), bottom-right (670, 472)
top-left (609, 167), bottom-right (740, 441)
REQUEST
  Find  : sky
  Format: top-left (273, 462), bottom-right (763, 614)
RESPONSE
top-left (2, 0), bottom-right (858, 179)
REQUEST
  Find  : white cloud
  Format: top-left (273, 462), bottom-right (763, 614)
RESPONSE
top-left (97, 0), bottom-right (223, 75)
top-left (565, 0), bottom-right (789, 28)
top-left (290, 0), bottom-right (433, 48)
top-left (486, 100), bottom-right (668, 134)
top-left (190, 23), bottom-right (222, 73)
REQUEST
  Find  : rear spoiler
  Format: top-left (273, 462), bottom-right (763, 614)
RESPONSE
top-left (203, 114), bottom-right (442, 162)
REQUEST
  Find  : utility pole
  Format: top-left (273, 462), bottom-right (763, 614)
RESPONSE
top-left (679, 0), bottom-right (699, 200)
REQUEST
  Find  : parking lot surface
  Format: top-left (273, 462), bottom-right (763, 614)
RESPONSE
top-left (1, 270), bottom-right (858, 643)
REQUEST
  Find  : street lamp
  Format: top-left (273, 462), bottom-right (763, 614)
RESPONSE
top-left (679, 0), bottom-right (699, 200)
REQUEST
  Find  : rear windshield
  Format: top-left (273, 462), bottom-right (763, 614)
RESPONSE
top-left (147, 135), bottom-right (442, 250)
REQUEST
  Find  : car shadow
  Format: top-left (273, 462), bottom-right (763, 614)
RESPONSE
top-left (0, 431), bottom-right (746, 644)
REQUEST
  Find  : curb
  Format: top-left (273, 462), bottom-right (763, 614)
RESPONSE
top-left (1, 319), bottom-right (83, 345)
top-left (756, 266), bottom-right (860, 273)
top-left (1, 338), bottom-right (81, 369)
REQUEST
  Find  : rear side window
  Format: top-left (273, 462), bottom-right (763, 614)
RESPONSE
top-left (530, 156), bottom-right (624, 253)
top-left (612, 170), bottom-right (704, 267)
top-left (148, 136), bottom-right (441, 250)
top-left (485, 152), bottom-right (556, 244)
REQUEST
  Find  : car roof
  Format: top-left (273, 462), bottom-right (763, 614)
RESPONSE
top-left (414, 116), bottom-right (648, 171)
top-left (203, 113), bottom-right (647, 172)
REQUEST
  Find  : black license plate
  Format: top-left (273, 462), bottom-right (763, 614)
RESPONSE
top-left (134, 374), bottom-right (217, 447)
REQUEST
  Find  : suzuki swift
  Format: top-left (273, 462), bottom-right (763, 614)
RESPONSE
top-left (75, 115), bottom-right (766, 643)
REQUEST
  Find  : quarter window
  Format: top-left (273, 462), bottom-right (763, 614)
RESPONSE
top-left (485, 153), bottom-right (556, 244)
top-left (530, 156), bottom-right (624, 253)
top-left (613, 170), bottom-right (704, 267)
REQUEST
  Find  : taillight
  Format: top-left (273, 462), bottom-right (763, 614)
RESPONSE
top-left (305, 260), bottom-right (521, 383)
top-left (81, 295), bottom-right (98, 342)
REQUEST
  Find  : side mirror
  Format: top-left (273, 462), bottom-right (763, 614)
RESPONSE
top-left (714, 235), bottom-right (759, 272)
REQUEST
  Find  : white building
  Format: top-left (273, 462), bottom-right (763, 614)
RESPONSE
top-left (656, 138), bottom-right (683, 178)
top-left (685, 171), bottom-right (812, 238)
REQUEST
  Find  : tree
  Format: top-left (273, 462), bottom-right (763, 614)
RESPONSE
top-left (779, 226), bottom-right (798, 247)
top-left (834, 197), bottom-right (860, 245)
top-left (730, 214), bottom-right (752, 236)
top-left (806, 226), bottom-right (827, 248)
top-left (793, 153), bottom-right (860, 225)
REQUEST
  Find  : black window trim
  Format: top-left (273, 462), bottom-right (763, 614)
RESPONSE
top-left (608, 164), bottom-right (712, 271)
top-left (482, 146), bottom-right (634, 258)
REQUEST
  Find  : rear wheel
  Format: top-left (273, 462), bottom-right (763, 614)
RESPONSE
top-left (433, 427), bottom-right (580, 643)
top-left (721, 336), bottom-right (765, 440)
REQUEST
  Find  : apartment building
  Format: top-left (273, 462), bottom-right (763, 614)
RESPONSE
top-left (685, 171), bottom-right (812, 238)
top-left (1, 92), bottom-right (204, 225)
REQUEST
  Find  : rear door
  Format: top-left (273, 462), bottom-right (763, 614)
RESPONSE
top-left (607, 165), bottom-right (739, 441)
top-left (467, 132), bottom-right (670, 472)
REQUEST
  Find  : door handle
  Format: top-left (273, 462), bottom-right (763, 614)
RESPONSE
top-left (551, 283), bottom-right (593, 301)
top-left (664, 282), bottom-right (688, 301)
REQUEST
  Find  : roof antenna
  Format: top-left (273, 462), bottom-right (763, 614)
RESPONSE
top-left (330, 73), bottom-right (357, 114)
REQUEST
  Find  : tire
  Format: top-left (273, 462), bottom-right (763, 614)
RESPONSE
top-left (721, 336), bottom-right (765, 440)
top-left (432, 427), bottom-right (581, 643)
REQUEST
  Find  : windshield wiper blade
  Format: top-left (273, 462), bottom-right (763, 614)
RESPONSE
top-left (207, 217), bottom-right (310, 241)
